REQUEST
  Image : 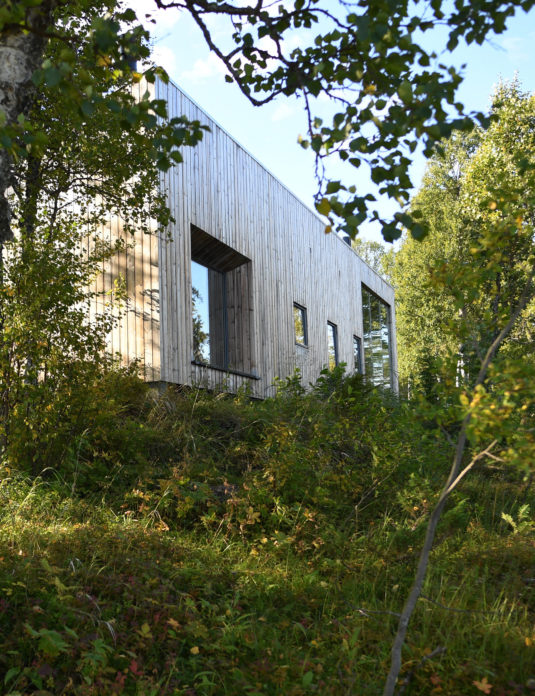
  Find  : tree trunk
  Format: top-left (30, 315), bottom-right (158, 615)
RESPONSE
top-left (0, 2), bottom-right (56, 242)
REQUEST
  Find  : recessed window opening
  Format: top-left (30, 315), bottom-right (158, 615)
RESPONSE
top-left (327, 322), bottom-right (338, 369)
top-left (353, 335), bottom-right (363, 374)
top-left (191, 225), bottom-right (254, 375)
top-left (362, 285), bottom-right (392, 388)
top-left (293, 303), bottom-right (308, 346)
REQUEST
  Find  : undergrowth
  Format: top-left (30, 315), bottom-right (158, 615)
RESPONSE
top-left (0, 368), bottom-right (534, 695)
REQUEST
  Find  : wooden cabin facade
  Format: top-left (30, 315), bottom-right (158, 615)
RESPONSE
top-left (101, 79), bottom-right (398, 398)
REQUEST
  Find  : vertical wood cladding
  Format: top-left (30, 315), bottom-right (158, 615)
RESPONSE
top-left (105, 78), bottom-right (398, 395)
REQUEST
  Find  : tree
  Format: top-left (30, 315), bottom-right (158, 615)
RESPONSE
top-left (383, 80), bottom-right (535, 695)
top-left (0, 2), bottom-right (206, 470)
top-left (392, 80), bottom-right (535, 393)
top-left (351, 238), bottom-right (385, 274)
top-left (2, 0), bottom-right (535, 242)
top-left (0, 0), bottom-right (205, 242)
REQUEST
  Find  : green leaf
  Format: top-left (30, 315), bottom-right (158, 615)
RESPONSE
top-left (325, 181), bottom-right (342, 194)
top-left (398, 80), bottom-right (413, 104)
top-left (4, 667), bottom-right (19, 685)
top-left (80, 100), bottom-right (96, 117)
top-left (302, 671), bottom-right (314, 687)
top-left (43, 67), bottom-right (62, 87)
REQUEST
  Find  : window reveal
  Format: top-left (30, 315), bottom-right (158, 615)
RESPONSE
top-left (191, 225), bottom-right (253, 374)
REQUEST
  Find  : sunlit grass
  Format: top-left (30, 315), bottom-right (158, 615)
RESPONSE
top-left (0, 375), bottom-right (534, 695)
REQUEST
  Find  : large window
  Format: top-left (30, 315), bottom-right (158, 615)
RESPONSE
top-left (362, 286), bottom-right (392, 388)
top-left (191, 225), bottom-right (254, 375)
top-left (293, 303), bottom-right (308, 346)
top-left (327, 322), bottom-right (338, 369)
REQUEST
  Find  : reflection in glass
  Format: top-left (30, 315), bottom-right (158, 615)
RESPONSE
top-left (191, 260), bottom-right (227, 367)
top-left (353, 335), bottom-right (363, 374)
top-left (327, 322), bottom-right (338, 370)
top-left (294, 304), bottom-right (308, 345)
top-left (362, 287), bottom-right (391, 388)
top-left (192, 261), bottom-right (210, 363)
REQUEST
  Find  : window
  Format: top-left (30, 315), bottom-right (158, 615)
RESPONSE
top-left (191, 225), bottom-right (254, 375)
top-left (191, 261), bottom-right (212, 364)
top-left (353, 335), bottom-right (363, 374)
top-left (327, 322), bottom-right (338, 369)
top-left (361, 286), bottom-right (392, 388)
top-left (293, 303), bottom-right (308, 346)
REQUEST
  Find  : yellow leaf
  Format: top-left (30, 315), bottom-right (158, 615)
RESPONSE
top-left (316, 198), bottom-right (331, 216)
top-left (473, 677), bottom-right (493, 693)
top-left (137, 622), bottom-right (152, 638)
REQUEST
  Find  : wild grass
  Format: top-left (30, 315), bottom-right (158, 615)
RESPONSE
top-left (0, 370), bottom-right (533, 695)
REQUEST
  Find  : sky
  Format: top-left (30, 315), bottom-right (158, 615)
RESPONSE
top-left (129, 0), bottom-right (535, 243)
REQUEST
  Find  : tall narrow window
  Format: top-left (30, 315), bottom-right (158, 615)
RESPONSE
top-left (353, 335), bottom-right (363, 374)
top-left (191, 225), bottom-right (254, 374)
top-left (362, 286), bottom-right (392, 388)
top-left (293, 303), bottom-right (308, 346)
top-left (191, 261), bottom-right (212, 364)
top-left (327, 322), bottom-right (338, 369)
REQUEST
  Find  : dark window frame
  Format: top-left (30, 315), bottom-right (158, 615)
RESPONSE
top-left (327, 321), bottom-right (339, 369)
top-left (293, 302), bottom-right (309, 347)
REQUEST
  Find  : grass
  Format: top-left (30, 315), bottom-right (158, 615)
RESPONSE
top-left (0, 371), bottom-right (534, 695)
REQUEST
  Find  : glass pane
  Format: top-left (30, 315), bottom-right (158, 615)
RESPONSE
top-left (294, 304), bottom-right (307, 345)
top-left (353, 335), bottom-right (362, 373)
top-left (191, 260), bottom-right (210, 363)
top-left (362, 287), bottom-right (391, 388)
top-left (327, 323), bottom-right (338, 369)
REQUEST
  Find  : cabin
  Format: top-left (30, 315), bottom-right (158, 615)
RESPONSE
top-left (98, 78), bottom-right (398, 398)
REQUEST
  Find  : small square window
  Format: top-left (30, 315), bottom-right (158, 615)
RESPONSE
top-left (327, 322), bottom-right (338, 369)
top-left (293, 303), bottom-right (308, 346)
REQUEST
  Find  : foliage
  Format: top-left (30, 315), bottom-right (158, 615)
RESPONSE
top-left (392, 80), bottom-right (535, 394)
top-left (0, 1), bottom-right (205, 473)
top-left (2, 0), bottom-right (535, 240)
top-left (351, 238), bottom-right (392, 281)
top-left (0, 0), bottom-right (207, 243)
top-left (0, 372), bottom-right (534, 695)
top-left (383, 79), bottom-right (535, 695)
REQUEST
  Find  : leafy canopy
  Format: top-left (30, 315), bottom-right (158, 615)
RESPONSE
top-left (2, 0), bottom-right (535, 239)
top-left (392, 79), bottom-right (535, 395)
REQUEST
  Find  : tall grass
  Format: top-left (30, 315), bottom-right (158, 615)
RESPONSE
top-left (0, 369), bottom-right (533, 695)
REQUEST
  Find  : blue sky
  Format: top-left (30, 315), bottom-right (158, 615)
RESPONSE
top-left (130, 1), bottom-right (535, 243)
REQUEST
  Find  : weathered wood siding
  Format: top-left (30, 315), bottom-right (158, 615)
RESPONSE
top-left (93, 81), bottom-right (161, 382)
top-left (152, 79), bottom-right (398, 397)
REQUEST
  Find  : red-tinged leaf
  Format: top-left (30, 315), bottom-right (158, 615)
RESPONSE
top-left (129, 659), bottom-right (142, 676)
